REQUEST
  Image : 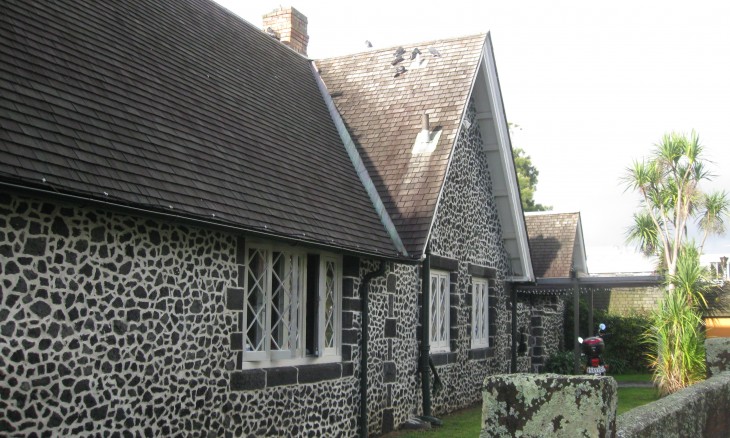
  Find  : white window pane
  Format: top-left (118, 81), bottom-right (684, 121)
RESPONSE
top-left (430, 271), bottom-right (450, 351)
top-left (324, 260), bottom-right (336, 349)
top-left (270, 252), bottom-right (301, 353)
top-left (246, 248), bottom-right (267, 352)
top-left (472, 279), bottom-right (489, 348)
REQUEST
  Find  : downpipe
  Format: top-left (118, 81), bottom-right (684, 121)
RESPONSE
top-left (420, 248), bottom-right (432, 416)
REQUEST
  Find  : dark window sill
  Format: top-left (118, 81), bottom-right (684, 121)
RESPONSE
top-left (430, 351), bottom-right (457, 366)
top-left (468, 347), bottom-right (494, 361)
top-left (230, 362), bottom-right (353, 391)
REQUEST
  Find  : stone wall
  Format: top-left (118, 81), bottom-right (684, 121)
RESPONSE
top-left (593, 287), bottom-right (663, 315)
top-left (426, 100), bottom-right (512, 415)
top-left (706, 337), bottom-right (730, 378)
top-left (364, 261), bottom-right (421, 434)
top-left (515, 293), bottom-right (564, 372)
top-left (616, 372), bottom-right (730, 438)
top-left (481, 374), bottom-right (617, 438)
top-left (0, 192), bottom-right (363, 436)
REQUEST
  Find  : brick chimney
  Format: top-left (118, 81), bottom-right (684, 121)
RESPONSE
top-left (262, 6), bottom-right (309, 56)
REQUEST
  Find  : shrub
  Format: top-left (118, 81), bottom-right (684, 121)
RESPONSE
top-left (599, 312), bottom-right (652, 374)
top-left (646, 287), bottom-right (706, 396)
top-left (543, 350), bottom-right (575, 375)
top-left (563, 296), bottom-right (652, 374)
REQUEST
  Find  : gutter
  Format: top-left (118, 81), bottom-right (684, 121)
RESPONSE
top-left (359, 260), bottom-right (387, 438)
top-left (0, 180), bottom-right (414, 263)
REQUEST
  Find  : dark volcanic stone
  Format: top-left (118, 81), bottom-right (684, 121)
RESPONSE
top-left (30, 300), bottom-right (51, 317)
top-left (5, 261), bottom-right (19, 275)
top-left (0, 419), bottom-right (16, 432)
top-left (23, 237), bottom-right (46, 256)
top-left (119, 261), bottom-right (132, 275)
top-left (91, 226), bottom-right (105, 242)
top-left (1, 321), bottom-right (15, 337)
top-left (51, 217), bottom-right (69, 237)
top-left (13, 278), bottom-right (27, 293)
top-left (0, 244), bottom-right (12, 258)
top-left (10, 216), bottom-right (27, 230)
top-left (113, 320), bottom-right (127, 335)
top-left (127, 309), bottom-right (140, 321)
top-left (107, 348), bottom-right (121, 362)
top-left (10, 349), bottom-right (24, 362)
top-left (133, 286), bottom-right (146, 299)
top-left (74, 240), bottom-right (89, 253)
top-left (48, 412), bottom-right (63, 427)
top-left (73, 379), bottom-right (90, 393)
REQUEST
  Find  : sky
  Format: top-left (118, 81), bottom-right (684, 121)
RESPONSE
top-left (214, 0), bottom-right (730, 273)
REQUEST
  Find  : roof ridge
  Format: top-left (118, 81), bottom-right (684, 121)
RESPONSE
top-left (317, 32), bottom-right (487, 60)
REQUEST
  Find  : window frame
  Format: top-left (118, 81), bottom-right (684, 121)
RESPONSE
top-left (471, 277), bottom-right (490, 349)
top-left (241, 241), bottom-right (342, 367)
top-left (429, 269), bottom-right (450, 353)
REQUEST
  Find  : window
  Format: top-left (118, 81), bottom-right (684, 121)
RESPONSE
top-left (430, 270), bottom-right (450, 352)
top-left (243, 243), bottom-right (340, 363)
top-left (471, 278), bottom-right (490, 348)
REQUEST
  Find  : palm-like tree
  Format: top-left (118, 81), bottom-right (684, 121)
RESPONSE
top-left (623, 130), bottom-right (709, 277)
top-left (698, 190), bottom-right (730, 253)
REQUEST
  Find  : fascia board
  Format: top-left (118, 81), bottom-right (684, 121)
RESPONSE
top-left (482, 33), bottom-right (535, 282)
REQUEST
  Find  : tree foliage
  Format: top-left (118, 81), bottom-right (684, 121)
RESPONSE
top-left (513, 147), bottom-right (551, 212)
top-left (623, 130), bottom-right (728, 276)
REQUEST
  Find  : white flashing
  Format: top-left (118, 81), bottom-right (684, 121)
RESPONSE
top-left (310, 62), bottom-right (408, 257)
top-left (412, 129), bottom-right (443, 155)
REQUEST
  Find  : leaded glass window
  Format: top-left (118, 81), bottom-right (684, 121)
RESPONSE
top-left (429, 270), bottom-right (450, 352)
top-left (471, 278), bottom-right (489, 348)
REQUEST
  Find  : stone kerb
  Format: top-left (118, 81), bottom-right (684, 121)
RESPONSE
top-left (705, 337), bottom-right (730, 378)
top-left (481, 373), bottom-right (617, 438)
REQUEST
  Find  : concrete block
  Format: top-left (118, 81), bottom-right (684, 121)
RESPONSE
top-left (481, 373), bottom-right (616, 438)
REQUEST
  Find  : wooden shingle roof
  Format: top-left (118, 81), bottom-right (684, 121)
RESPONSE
top-left (525, 212), bottom-right (583, 278)
top-left (0, 0), bottom-right (400, 257)
top-left (316, 34), bottom-right (487, 256)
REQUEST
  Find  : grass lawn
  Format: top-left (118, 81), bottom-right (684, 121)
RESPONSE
top-left (612, 373), bottom-right (653, 382)
top-left (616, 386), bottom-right (660, 415)
top-left (385, 375), bottom-right (659, 437)
top-left (384, 405), bottom-right (482, 438)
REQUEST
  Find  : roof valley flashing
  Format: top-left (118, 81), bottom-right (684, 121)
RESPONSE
top-left (311, 62), bottom-right (409, 257)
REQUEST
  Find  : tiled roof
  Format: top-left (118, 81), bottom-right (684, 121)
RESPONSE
top-left (0, 0), bottom-right (399, 257)
top-left (525, 212), bottom-right (580, 278)
top-left (316, 34), bottom-right (487, 256)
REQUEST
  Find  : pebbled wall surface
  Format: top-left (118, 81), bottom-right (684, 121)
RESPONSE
top-left (426, 100), bottom-right (513, 415)
top-left (0, 192), bottom-right (361, 437)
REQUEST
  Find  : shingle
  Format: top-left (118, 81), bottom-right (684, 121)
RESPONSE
top-left (524, 213), bottom-right (580, 278)
top-left (316, 34), bottom-right (486, 256)
top-left (0, 0), bottom-right (400, 257)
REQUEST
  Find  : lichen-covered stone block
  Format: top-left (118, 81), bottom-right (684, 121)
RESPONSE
top-left (481, 373), bottom-right (617, 438)
top-left (705, 337), bottom-right (730, 378)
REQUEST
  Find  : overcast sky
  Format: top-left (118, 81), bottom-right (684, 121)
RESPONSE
top-left (215, 0), bottom-right (730, 273)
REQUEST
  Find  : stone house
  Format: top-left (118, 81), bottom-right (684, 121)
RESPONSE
top-left (0, 0), bottom-right (541, 436)
top-left (512, 212), bottom-right (589, 371)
